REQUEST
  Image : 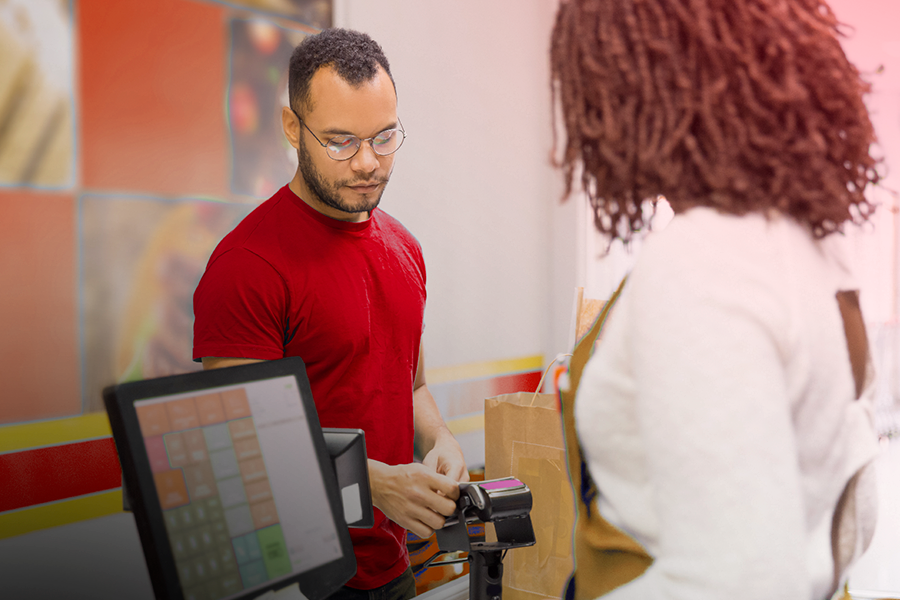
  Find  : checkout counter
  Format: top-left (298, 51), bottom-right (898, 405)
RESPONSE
top-left (98, 357), bottom-right (535, 600)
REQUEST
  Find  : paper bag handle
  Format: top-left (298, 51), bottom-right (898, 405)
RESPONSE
top-left (530, 353), bottom-right (573, 406)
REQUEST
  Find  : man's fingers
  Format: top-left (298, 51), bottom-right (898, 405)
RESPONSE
top-left (441, 462), bottom-right (469, 483)
top-left (404, 507), bottom-right (447, 539)
top-left (409, 469), bottom-right (457, 517)
top-left (409, 523), bottom-right (433, 540)
top-left (421, 453), bottom-right (439, 472)
top-left (422, 508), bottom-right (447, 532)
top-left (408, 519), bottom-right (437, 540)
top-left (374, 463), bottom-right (464, 533)
top-left (410, 473), bottom-right (457, 516)
top-left (428, 471), bottom-right (461, 501)
top-left (428, 492), bottom-right (458, 518)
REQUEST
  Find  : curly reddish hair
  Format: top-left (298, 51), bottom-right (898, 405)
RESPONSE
top-left (551, 0), bottom-right (880, 240)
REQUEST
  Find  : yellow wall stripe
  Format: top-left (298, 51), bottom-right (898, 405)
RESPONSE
top-left (0, 489), bottom-right (123, 540)
top-left (0, 357), bottom-right (544, 452)
top-left (0, 358), bottom-right (543, 538)
top-left (446, 413), bottom-right (486, 436)
top-left (425, 355), bottom-right (543, 385)
top-left (0, 412), bottom-right (112, 453)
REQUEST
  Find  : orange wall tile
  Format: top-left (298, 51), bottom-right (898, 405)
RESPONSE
top-left (0, 192), bottom-right (80, 423)
top-left (79, 0), bottom-right (228, 197)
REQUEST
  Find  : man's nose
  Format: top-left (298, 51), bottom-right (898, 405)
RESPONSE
top-left (350, 139), bottom-right (380, 173)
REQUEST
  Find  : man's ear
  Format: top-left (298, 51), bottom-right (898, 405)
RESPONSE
top-left (282, 106), bottom-right (301, 149)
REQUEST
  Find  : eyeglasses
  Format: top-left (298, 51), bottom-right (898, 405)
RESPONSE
top-left (292, 108), bottom-right (406, 161)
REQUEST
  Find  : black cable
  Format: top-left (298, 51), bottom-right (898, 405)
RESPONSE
top-left (412, 550), bottom-right (445, 575)
top-left (412, 551), bottom-right (471, 574)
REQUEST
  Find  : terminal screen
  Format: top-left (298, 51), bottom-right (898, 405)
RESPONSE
top-left (133, 375), bottom-right (342, 600)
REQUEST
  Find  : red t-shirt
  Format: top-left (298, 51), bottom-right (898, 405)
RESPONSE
top-left (193, 185), bottom-right (425, 588)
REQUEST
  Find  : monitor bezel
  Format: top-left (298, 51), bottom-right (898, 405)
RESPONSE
top-left (103, 357), bottom-right (356, 600)
top-left (322, 428), bottom-right (375, 529)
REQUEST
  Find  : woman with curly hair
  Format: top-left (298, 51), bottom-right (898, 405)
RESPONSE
top-left (551, 0), bottom-right (882, 598)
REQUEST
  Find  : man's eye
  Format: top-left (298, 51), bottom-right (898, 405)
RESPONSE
top-left (373, 131), bottom-right (395, 146)
top-left (329, 137), bottom-right (357, 150)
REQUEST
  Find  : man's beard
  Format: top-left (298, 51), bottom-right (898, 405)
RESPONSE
top-left (296, 142), bottom-right (388, 216)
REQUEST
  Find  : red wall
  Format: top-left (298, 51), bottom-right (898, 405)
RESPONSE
top-left (0, 0), bottom-right (268, 424)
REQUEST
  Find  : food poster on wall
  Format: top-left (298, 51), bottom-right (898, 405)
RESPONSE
top-left (81, 196), bottom-right (254, 412)
top-left (0, 0), bottom-right (74, 188)
top-left (229, 18), bottom-right (309, 198)
top-left (212, 0), bottom-right (331, 29)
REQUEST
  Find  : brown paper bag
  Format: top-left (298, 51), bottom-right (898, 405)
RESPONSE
top-left (484, 391), bottom-right (574, 600)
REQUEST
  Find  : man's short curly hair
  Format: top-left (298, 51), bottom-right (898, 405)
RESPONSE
top-left (550, 0), bottom-right (881, 240)
top-left (289, 28), bottom-right (395, 114)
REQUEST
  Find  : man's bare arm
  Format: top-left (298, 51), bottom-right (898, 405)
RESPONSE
top-left (201, 356), bottom-right (265, 370)
top-left (412, 341), bottom-right (469, 483)
top-left (369, 341), bottom-right (469, 537)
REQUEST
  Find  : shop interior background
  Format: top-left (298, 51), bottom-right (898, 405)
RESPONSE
top-left (0, 0), bottom-right (898, 597)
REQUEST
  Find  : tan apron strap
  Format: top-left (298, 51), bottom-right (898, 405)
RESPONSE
top-left (835, 290), bottom-right (868, 400)
top-left (568, 276), bottom-right (628, 390)
top-left (561, 277), bottom-right (628, 499)
top-left (830, 290), bottom-right (873, 596)
top-left (561, 277), bottom-right (653, 600)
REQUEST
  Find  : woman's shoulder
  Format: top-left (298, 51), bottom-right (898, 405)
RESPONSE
top-left (641, 207), bottom-right (821, 269)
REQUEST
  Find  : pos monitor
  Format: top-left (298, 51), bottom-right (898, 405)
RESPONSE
top-left (103, 357), bottom-right (356, 600)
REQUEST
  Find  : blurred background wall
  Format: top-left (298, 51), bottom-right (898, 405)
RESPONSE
top-left (0, 0), bottom-right (568, 547)
top-left (0, 0), bottom-right (898, 595)
top-left (0, 0), bottom-right (570, 463)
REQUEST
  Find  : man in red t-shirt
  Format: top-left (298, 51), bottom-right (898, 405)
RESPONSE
top-left (192, 28), bottom-right (468, 599)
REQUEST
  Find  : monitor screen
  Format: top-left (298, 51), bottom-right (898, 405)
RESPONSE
top-left (104, 358), bottom-right (356, 600)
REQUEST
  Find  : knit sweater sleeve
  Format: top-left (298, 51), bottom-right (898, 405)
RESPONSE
top-left (604, 213), bottom-right (810, 599)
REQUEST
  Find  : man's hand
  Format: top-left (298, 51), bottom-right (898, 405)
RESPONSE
top-left (368, 460), bottom-right (461, 539)
top-left (422, 434), bottom-right (470, 484)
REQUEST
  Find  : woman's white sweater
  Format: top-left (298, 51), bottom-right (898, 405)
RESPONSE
top-left (576, 207), bottom-right (879, 600)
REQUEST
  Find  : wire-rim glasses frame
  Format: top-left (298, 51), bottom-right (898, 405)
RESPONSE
top-left (291, 108), bottom-right (406, 161)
